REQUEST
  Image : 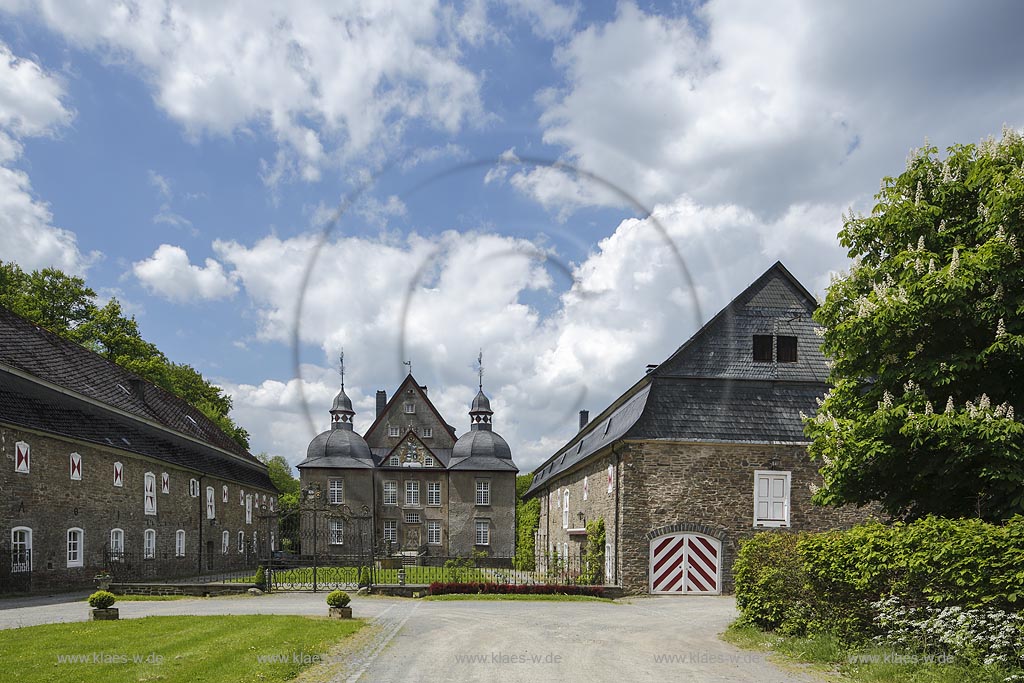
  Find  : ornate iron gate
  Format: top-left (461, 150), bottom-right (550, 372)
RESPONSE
top-left (257, 498), bottom-right (373, 592)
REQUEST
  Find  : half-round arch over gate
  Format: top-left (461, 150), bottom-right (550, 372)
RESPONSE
top-left (648, 528), bottom-right (723, 595)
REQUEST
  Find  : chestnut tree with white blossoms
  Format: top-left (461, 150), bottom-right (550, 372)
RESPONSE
top-left (807, 129), bottom-right (1024, 522)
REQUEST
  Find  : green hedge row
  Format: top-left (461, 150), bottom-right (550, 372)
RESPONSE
top-left (734, 516), bottom-right (1024, 638)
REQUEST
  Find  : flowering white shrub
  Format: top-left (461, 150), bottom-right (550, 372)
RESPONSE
top-left (872, 595), bottom-right (1024, 673)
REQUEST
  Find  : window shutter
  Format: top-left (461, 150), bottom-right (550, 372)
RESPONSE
top-left (69, 452), bottom-right (82, 480)
top-left (14, 441), bottom-right (30, 474)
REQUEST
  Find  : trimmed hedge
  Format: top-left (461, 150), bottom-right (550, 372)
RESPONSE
top-left (88, 591), bottom-right (116, 609)
top-left (735, 516), bottom-right (1024, 639)
top-left (428, 582), bottom-right (606, 597)
top-left (325, 590), bottom-right (351, 607)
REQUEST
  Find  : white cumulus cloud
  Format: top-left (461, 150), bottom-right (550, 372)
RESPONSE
top-left (132, 244), bottom-right (238, 303)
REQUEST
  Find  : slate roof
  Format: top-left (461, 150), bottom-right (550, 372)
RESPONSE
top-left (450, 429), bottom-right (517, 471)
top-left (0, 306), bottom-right (259, 462)
top-left (0, 371), bottom-right (272, 489)
top-left (297, 427), bottom-right (374, 469)
top-left (370, 446), bottom-right (454, 468)
top-left (525, 262), bottom-right (828, 497)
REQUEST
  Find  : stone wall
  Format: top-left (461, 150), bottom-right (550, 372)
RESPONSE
top-left (1, 424), bottom-right (276, 592)
top-left (448, 470), bottom-right (516, 557)
top-left (617, 440), bottom-right (878, 594)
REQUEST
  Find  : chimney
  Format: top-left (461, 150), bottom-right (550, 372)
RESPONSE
top-left (579, 410), bottom-right (589, 431)
top-left (420, 385), bottom-right (428, 395)
top-left (376, 390), bottom-right (387, 418)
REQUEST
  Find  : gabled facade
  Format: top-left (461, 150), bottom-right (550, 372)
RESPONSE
top-left (0, 306), bottom-right (276, 592)
top-left (526, 262), bottom-right (876, 595)
top-left (298, 373), bottom-right (517, 558)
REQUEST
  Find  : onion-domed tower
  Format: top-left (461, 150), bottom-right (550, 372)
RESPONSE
top-left (450, 355), bottom-right (516, 471)
top-left (297, 356), bottom-right (373, 470)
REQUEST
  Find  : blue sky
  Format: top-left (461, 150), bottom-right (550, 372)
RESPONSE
top-left (2, 1), bottom-right (1023, 470)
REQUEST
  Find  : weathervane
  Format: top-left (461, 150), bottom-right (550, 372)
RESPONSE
top-left (403, 359), bottom-right (412, 376)
top-left (339, 349), bottom-right (345, 389)
top-left (477, 349), bottom-right (484, 390)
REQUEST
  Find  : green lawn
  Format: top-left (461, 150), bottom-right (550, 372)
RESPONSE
top-left (264, 565), bottom-right (491, 585)
top-left (0, 615), bottom-right (363, 683)
top-left (723, 622), bottom-right (1016, 683)
top-left (423, 593), bottom-right (612, 602)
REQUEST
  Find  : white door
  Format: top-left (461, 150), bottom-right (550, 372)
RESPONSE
top-left (649, 533), bottom-right (721, 594)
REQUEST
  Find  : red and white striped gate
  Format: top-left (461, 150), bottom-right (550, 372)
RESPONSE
top-left (649, 533), bottom-right (721, 594)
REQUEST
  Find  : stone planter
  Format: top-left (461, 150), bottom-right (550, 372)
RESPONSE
top-left (91, 608), bottom-right (119, 621)
top-left (328, 606), bottom-right (352, 619)
top-left (95, 580), bottom-right (111, 591)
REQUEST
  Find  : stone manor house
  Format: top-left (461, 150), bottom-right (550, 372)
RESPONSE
top-left (297, 372), bottom-right (518, 559)
top-left (0, 306), bottom-right (277, 592)
top-left (526, 262), bottom-right (874, 595)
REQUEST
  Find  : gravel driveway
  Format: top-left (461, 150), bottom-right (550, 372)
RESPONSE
top-left (0, 592), bottom-right (821, 682)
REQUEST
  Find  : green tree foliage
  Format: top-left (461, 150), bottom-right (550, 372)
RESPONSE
top-left (580, 518), bottom-right (605, 585)
top-left (0, 260), bottom-right (250, 450)
top-left (258, 453), bottom-right (300, 510)
top-left (808, 131), bottom-right (1024, 521)
top-left (513, 474), bottom-right (540, 570)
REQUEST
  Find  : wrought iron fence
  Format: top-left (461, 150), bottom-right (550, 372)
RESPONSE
top-left (103, 544), bottom-right (261, 584)
top-left (0, 541), bottom-right (32, 594)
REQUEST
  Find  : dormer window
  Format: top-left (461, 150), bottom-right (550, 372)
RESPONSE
top-left (388, 425), bottom-right (400, 437)
top-left (404, 402), bottom-right (415, 414)
top-left (422, 427), bottom-right (432, 438)
top-left (753, 335), bottom-right (798, 363)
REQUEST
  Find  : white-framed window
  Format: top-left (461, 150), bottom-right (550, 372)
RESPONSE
top-left (11, 527), bottom-right (31, 572)
top-left (562, 489), bottom-right (569, 529)
top-left (222, 485), bottom-right (228, 503)
top-left (405, 480), bottom-right (420, 506)
top-left (270, 532), bottom-right (276, 552)
top-left (329, 519), bottom-right (344, 545)
top-left (427, 521), bottom-right (441, 545)
top-left (329, 478), bottom-right (344, 504)
top-left (144, 472), bottom-right (157, 515)
top-left (427, 481), bottom-right (441, 506)
top-left (67, 528), bottom-right (84, 567)
top-left (161, 472), bottom-right (170, 494)
top-left (245, 495), bottom-right (252, 524)
top-left (388, 425), bottom-right (400, 437)
top-left (113, 461), bottom-right (123, 487)
top-left (69, 452), bottom-right (82, 480)
top-left (475, 520), bottom-right (490, 546)
top-left (383, 520), bottom-right (397, 543)
top-left (206, 486), bottom-right (216, 519)
top-left (422, 427), bottom-right (432, 438)
top-left (383, 480), bottom-right (398, 505)
top-left (424, 455), bottom-right (434, 467)
top-left (143, 529), bottom-right (156, 559)
top-left (109, 528), bottom-right (124, 560)
top-left (175, 529), bottom-right (186, 557)
top-left (404, 511), bottom-right (421, 524)
top-left (189, 478), bottom-right (199, 497)
top-left (607, 464), bottom-right (614, 494)
top-left (388, 454), bottom-right (400, 466)
top-left (583, 475), bottom-right (589, 501)
top-left (238, 531), bottom-right (245, 553)
top-left (754, 470), bottom-right (791, 527)
top-left (221, 530), bottom-right (230, 554)
top-left (14, 441), bottom-right (29, 474)
top-left (404, 402), bottom-right (415, 414)
top-left (475, 480), bottom-right (490, 506)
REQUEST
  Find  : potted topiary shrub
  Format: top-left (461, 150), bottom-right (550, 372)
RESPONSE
top-left (326, 590), bottom-right (352, 619)
top-left (89, 590), bottom-right (119, 620)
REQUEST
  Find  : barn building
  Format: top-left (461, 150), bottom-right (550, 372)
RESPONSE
top-left (525, 262), bottom-right (874, 595)
top-left (0, 306), bottom-right (276, 592)
top-left (297, 370), bottom-right (518, 559)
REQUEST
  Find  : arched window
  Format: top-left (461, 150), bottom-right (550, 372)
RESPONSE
top-left (144, 529), bottom-right (156, 559)
top-left (237, 531), bottom-right (244, 553)
top-left (109, 528), bottom-right (124, 561)
top-left (144, 472), bottom-right (157, 515)
top-left (11, 527), bottom-right (31, 572)
top-left (221, 530), bottom-right (230, 554)
top-left (175, 529), bottom-right (186, 557)
top-left (67, 528), bottom-right (84, 567)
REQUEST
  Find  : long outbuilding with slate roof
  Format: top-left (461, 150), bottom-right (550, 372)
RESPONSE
top-left (525, 262), bottom-right (877, 595)
top-left (0, 306), bottom-right (276, 592)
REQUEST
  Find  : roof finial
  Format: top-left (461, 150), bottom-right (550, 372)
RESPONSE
top-left (339, 349), bottom-right (345, 389)
top-left (403, 359), bottom-right (412, 376)
top-left (477, 349), bottom-right (483, 390)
